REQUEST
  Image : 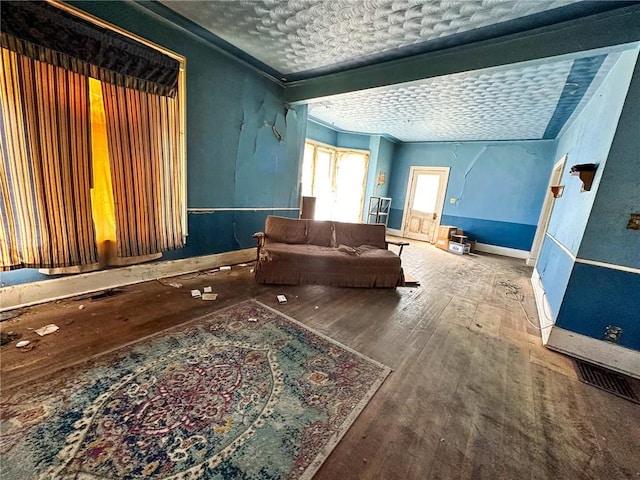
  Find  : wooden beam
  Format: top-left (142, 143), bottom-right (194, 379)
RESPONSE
top-left (284, 5), bottom-right (640, 103)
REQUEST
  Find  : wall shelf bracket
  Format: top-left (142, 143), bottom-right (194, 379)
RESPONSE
top-left (570, 163), bottom-right (597, 192)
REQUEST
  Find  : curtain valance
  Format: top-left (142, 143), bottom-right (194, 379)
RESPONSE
top-left (1, 1), bottom-right (179, 97)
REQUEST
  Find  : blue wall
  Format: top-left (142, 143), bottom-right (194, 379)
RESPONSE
top-left (387, 141), bottom-right (557, 250)
top-left (578, 50), bottom-right (640, 269)
top-left (537, 48), bottom-right (639, 350)
top-left (545, 50), bottom-right (639, 257)
top-left (306, 119), bottom-right (372, 151)
top-left (1, 1), bottom-right (307, 286)
top-left (306, 119), bottom-right (337, 145)
top-left (362, 136), bottom-right (396, 221)
top-left (557, 263), bottom-right (640, 349)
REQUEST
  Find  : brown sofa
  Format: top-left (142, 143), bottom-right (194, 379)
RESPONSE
top-left (253, 215), bottom-right (404, 288)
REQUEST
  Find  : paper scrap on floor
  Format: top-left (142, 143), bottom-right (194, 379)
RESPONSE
top-left (202, 293), bottom-right (218, 301)
top-left (35, 324), bottom-right (59, 336)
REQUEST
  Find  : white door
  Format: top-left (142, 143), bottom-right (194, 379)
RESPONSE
top-left (402, 167), bottom-right (450, 242)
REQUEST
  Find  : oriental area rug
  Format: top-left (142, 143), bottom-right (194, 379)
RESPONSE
top-left (1, 300), bottom-right (390, 479)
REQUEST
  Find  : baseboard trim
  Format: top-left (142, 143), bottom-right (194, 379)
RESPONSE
top-left (531, 268), bottom-right (554, 344)
top-left (474, 242), bottom-right (529, 259)
top-left (547, 327), bottom-right (640, 380)
top-left (386, 228), bottom-right (403, 237)
top-left (0, 249), bottom-right (255, 312)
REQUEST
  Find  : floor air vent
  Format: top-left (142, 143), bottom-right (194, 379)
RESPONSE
top-left (575, 360), bottom-right (639, 404)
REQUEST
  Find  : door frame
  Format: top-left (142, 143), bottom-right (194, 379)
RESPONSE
top-left (526, 154), bottom-right (567, 266)
top-left (401, 166), bottom-right (450, 242)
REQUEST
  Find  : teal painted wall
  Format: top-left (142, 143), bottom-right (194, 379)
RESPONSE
top-left (306, 119), bottom-right (337, 145)
top-left (537, 49), bottom-right (637, 323)
top-left (363, 136), bottom-right (395, 222)
top-left (535, 49), bottom-right (639, 350)
top-left (557, 263), bottom-right (640, 349)
top-left (388, 141), bottom-right (557, 250)
top-left (1, 0), bottom-right (307, 286)
top-left (578, 50), bottom-right (640, 269)
top-left (336, 132), bottom-right (370, 150)
top-left (545, 49), bottom-right (638, 257)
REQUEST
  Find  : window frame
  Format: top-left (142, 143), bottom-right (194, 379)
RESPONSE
top-left (302, 139), bottom-right (370, 222)
top-left (49, 0), bottom-right (188, 237)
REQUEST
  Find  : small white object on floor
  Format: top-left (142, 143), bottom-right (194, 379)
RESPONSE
top-left (202, 293), bottom-right (218, 301)
top-left (191, 289), bottom-right (202, 298)
top-left (78, 304), bottom-right (85, 310)
top-left (247, 317), bottom-right (258, 322)
top-left (277, 294), bottom-right (287, 304)
top-left (168, 282), bottom-right (182, 288)
top-left (314, 306), bottom-right (319, 309)
top-left (16, 340), bottom-right (30, 348)
top-left (203, 286), bottom-right (213, 293)
top-left (238, 263), bottom-right (249, 267)
top-left (220, 266), bottom-right (232, 271)
top-left (35, 324), bottom-right (59, 336)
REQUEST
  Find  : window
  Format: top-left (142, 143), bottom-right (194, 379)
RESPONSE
top-left (0, 1), bottom-right (186, 272)
top-left (301, 141), bottom-right (369, 222)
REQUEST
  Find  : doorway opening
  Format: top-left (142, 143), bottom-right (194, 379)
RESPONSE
top-left (401, 167), bottom-right (450, 243)
top-left (527, 154), bottom-right (567, 266)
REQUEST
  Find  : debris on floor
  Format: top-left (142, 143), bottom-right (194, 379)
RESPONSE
top-left (220, 266), bottom-right (232, 271)
top-left (35, 324), bottom-right (59, 336)
top-left (168, 282), bottom-right (182, 289)
top-left (0, 310), bottom-right (23, 322)
top-left (202, 293), bottom-right (218, 301)
top-left (16, 340), bottom-right (30, 348)
top-left (277, 295), bottom-right (287, 304)
top-left (247, 317), bottom-right (258, 322)
top-left (203, 286), bottom-right (213, 293)
top-left (191, 289), bottom-right (202, 298)
top-left (1, 331), bottom-right (20, 346)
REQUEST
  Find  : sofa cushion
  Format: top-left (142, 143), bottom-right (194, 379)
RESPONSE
top-left (261, 243), bottom-right (400, 269)
top-left (334, 222), bottom-right (386, 249)
top-left (256, 242), bottom-right (402, 287)
top-left (265, 216), bottom-right (307, 244)
top-left (306, 220), bottom-right (335, 247)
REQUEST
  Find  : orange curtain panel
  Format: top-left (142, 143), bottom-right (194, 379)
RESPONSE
top-left (101, 82), bottom-right (183, 259)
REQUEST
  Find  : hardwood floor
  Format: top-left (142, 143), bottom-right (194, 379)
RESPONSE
top-left (2, 239), bottom-right (639, 479)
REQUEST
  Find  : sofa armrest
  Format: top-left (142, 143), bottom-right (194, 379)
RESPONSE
top-left (386, 239), bottom-right (409, 256)
top-left (253, 232), bottom-right (266, 247)
top-left (253, 232), bottom-right (266, 262)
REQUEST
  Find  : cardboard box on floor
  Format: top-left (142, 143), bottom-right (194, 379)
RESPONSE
top-left (435, 225), bottom-right (462, 250)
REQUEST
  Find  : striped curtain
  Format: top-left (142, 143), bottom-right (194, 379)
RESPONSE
top-left (102, 82), bottom-right (183, 258)
top-left (0, 48), bottom-right (97, 270)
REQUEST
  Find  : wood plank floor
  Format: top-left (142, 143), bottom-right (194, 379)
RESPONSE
top-left (2, 239), bottom-right (639, 479)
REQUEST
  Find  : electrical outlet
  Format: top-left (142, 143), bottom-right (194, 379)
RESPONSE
top-left (604, 325), bottom-right (622, 343)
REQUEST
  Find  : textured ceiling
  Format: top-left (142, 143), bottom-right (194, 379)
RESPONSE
top-left (308, 52), bottom-right (620, 142)
top-left (154, 0), bottom-right (635, 142)
top-left (159, 0), bottom-right (583, 78)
